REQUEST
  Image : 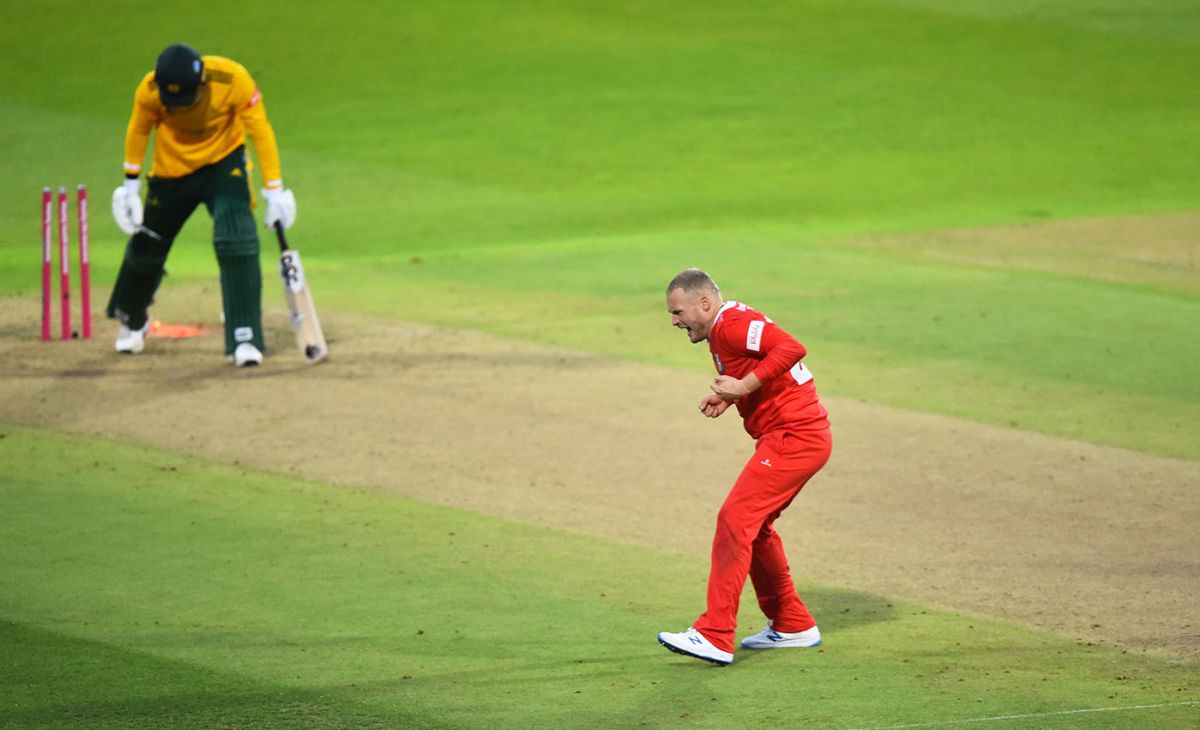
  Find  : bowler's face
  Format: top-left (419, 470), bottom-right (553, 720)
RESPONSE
top-left (667, 288), bottom-right (712, 344)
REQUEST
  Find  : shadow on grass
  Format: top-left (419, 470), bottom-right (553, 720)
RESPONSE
top-left (796, 583), bottom-right (900, 634)
top-left (0, 620), bottom-right (444, 730)
top-left (654, 583), bottom-right (899, 671)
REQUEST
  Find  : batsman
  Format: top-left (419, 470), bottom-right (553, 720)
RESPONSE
top-left (108, 43), bottom-right (297, 366)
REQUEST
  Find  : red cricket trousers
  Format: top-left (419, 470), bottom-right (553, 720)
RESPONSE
top-left (693, 426), bottom-right (832, 653)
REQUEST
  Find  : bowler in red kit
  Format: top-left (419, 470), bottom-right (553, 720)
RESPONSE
top-left (658, 268), bottom-right (832, 666)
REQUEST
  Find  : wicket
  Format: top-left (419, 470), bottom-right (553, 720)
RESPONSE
top-left (41, 185), bottom-right (91, 340)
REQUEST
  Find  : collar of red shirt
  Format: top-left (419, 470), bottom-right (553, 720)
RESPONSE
top-left (712, 300), bottom-right (740, 331)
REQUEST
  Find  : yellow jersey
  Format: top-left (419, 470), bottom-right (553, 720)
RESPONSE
top-left (123, 55), bottom-right (283, 188)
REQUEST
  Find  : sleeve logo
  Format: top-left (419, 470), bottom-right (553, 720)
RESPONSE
top-left (746, 320), bottom-right (764, 352)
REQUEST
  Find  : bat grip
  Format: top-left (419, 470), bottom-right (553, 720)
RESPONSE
top-left (273, 221), bottom-right (290, 252)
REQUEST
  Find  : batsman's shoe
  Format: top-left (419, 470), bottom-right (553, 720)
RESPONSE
top-left (657, 627), bottom-right (733, 666)
top-left (740, 623), bottom-right (821, 650)
top-left (232, 343), bottom-right (263, 367)
top-left (115, 321), bottom-right (150, 354)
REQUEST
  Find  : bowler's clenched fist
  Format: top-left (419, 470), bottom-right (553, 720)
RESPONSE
top-left (711, 374), bottom-right (750, 402)
top-left (698, 394), bottom-right (731, 418)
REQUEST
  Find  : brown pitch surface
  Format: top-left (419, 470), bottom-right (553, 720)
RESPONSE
top-left (3, 271), bottom-right (1196, 659)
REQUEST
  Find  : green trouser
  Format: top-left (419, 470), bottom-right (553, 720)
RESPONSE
top-left (106, 146), bottom-right (264, 355)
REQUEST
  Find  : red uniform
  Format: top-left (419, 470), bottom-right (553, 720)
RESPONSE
top-left (693, 301), bottom-right (832, 653)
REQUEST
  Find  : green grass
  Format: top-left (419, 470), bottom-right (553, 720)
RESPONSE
top-left (1, 0), bottom-right (1197, 458)
top-left (1, 4), bottom-right (1198, 722)
top-left (288, 231), bottom-right (1199, 459)
top-left (4, 0), bottom-right (1198, 253)
top-left (3, 426), bottom-right (1198, 728)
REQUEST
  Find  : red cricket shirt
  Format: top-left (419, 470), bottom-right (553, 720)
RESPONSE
top-left (708, 301), bottom-right (829, 439)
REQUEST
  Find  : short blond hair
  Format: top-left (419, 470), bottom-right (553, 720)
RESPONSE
top-left (666, 268), bottom-right (720, 297)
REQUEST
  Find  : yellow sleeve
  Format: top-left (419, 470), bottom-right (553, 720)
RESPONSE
top-left (123, 73), bottom-right (160, 177)
top-left (232, 67), bottom-right (284, 188)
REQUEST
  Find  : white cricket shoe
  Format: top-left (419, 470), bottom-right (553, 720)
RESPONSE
top-left (657, 627), bottom-right (733, 666)
top-left (740, 622), bottom-right (821, 650)
top-left (115, 321), bottom-right (150, 354)
top-left (233, 343), bottom-right (263, 367)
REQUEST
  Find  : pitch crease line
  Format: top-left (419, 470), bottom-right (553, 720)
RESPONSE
top-left (852, 700), bottom-right (1199, 730)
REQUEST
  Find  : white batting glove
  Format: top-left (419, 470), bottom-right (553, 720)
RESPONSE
top-left (111, 178), bottom-right (143, 235)
top-left (262, 187), bottom-right (297, 230)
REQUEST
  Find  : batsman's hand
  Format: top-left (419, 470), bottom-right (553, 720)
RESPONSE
top-left (111, 178), bottom-right (143, 235)
top-left (699, 394), bottom-right (731, 418)
top-left (262, 187), bottom-right (297, 230)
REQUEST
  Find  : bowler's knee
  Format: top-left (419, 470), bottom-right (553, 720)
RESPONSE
top-left (753, 524), bottom-right (778, 546)
top-left (715, 504), bottom-right (759, 544)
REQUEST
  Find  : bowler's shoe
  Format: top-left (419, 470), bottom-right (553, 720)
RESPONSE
top-left (740, 623), bottom-right (821, 650)
top-left (657, 627), bottom-right (733, 666)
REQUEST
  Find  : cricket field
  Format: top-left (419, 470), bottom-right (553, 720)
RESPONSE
top-left (1, 1), bottom-right (1198, 727)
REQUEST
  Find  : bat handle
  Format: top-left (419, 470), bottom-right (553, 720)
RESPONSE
top-left (273, 221), bottom-right (290, 252)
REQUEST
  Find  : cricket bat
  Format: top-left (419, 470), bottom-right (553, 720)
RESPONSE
top-left (274, 221), bottom-right (329, 364)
